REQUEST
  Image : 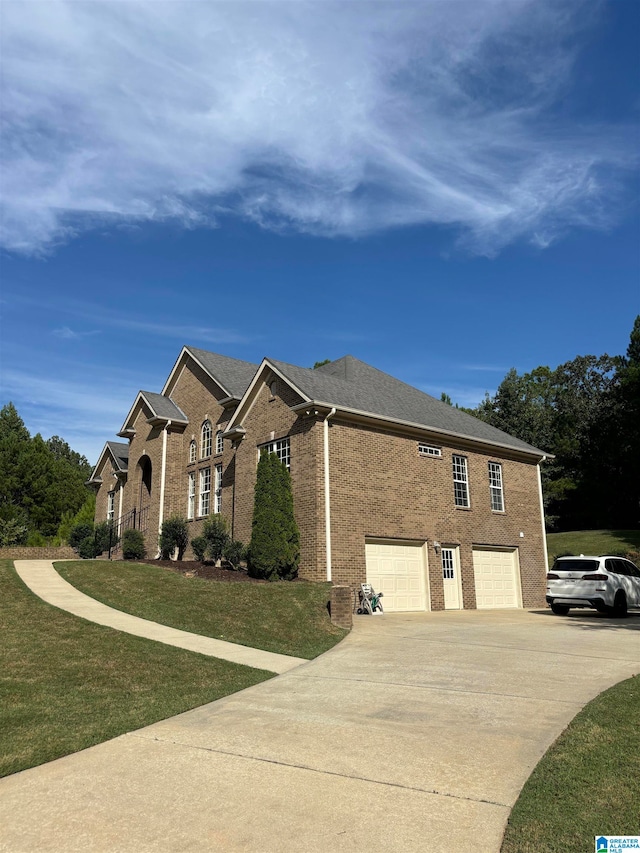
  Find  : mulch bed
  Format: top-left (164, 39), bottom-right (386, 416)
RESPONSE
top-left (136, 559), bottom-right (268, 583)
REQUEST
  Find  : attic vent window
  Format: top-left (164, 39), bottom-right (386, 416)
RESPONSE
top-left (269, 380), bottom-right (277, 399)
top-left (418, 443), bottom-right (442, 458)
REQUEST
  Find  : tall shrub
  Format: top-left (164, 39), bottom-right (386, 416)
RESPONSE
top-left (202, 514), bottom-right (229, 563)
top-left (248, 452), bottom-right (299, 581)
top-left (159, 516), bottom-right (189, 560)
top-left (122, 528), bottom-right (145, 560)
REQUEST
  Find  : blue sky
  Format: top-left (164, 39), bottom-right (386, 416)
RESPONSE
top-left (1, 0), bottom-right (638, 465)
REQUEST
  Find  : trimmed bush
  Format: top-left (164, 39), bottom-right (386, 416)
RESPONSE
top-left (223, 539), bottom-right (246, 570)
top-left (248, 452), bottom-right (299, 581)
top-left (94, 521), bottom-right (118, 555)
top-left (122, 528), bottom-right (145, 560)
top-left (69, 522), bottom-right (94, 552)
top-left (202, 515), bottom-right (229, 564)
top-left (191, 535), bottom-right (207, 562)
top-left (159, 516), bottom-right (189, 560)
top-left (78, 535), bottom-right (100, 559)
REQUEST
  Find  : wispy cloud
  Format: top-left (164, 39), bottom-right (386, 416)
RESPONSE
top-left (1, 1), bottom-right (637, 256)
top-left (52, 326), bottom-right (101, 340)
top-left (1, 368), bottom-right (139, 462)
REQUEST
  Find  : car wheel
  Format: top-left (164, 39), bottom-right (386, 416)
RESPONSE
top-left (550, 604), bottom-right (570, 616)
top-left (613, 592), bottom-right (628, 618)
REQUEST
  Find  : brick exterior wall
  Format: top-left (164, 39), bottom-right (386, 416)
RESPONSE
top-left (326, 419), bottom-right (546, 608)
top-left (231, 372), bottom-right (326, 580)
top-left (93, 353), bottom-right (547, 609)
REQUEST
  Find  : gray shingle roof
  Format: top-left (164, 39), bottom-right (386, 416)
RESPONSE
top-left (106, 441), bottom-right (129, 472)
top-left (140, 391), bottom-right (187, 422)
top-left (269, 355), bottom-right (547, 457)
top-left (186, 347), bottom-right (258, 398)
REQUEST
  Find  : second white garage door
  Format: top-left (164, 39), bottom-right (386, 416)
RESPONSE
top-left (365, 540), bottom-right (428, 612)
top-left (472, 547), bottom-right (521, 609)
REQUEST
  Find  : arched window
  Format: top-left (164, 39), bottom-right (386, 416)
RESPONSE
top-left (189, 440), bottom-right (196, 464)
top-left (201, 421), bottom-right (212, 458)
top-left (215, 430), bottom-right (223, 455)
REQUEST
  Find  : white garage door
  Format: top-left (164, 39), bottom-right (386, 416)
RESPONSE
top-left (365, 541), bottom-right (428, 612)
top-left (472, 548), bottom-right (521, 609)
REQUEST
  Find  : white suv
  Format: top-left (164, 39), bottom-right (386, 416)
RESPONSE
top-left (546, 555), bottom-right (640, 617)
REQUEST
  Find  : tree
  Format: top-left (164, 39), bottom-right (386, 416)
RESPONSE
top-left (471, 318), bottom-right (639, 530)
top-left (313, 359), bottom-right (331, 369)
top-left (248, 452), bottom-right (300, 581)
top-left (0, 403), bottom-right (91, 542)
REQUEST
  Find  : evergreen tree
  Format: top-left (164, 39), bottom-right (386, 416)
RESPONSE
top-left (248, 452), bottom-right (300, 581)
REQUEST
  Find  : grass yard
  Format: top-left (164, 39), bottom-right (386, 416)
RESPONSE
top-left (1, 559), bottom-right (275, 778)
top-left (547, 529), bottom-right (640, 562)
top-left (56, 560), bottom-right (348, 659)
top-left (501, 673), bottom-right (640, 852)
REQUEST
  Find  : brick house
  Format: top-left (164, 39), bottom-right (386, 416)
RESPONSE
top-left (89, 346), bottom-right (551, 612)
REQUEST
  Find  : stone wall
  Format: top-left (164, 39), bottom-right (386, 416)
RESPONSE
top-left (0, 546), bottom-right (77, 560)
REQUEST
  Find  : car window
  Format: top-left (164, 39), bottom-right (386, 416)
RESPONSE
top-left (615, 559), bottom-right (630, 576)
top-left (553, 559), bottom-right (599, 572)
top-left (623, 560), bottom-right (640, 579)
top-left (605, 559), bottom-right (620, 574)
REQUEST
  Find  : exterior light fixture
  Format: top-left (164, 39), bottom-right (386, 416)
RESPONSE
top-left (433, 541), bottom-right (441, 554)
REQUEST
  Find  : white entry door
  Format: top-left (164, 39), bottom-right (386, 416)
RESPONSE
top-left (442, 547), bottom-right (462, 610)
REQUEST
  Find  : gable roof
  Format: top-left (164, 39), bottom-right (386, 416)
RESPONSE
top-left (229, 354), bottom-right (548, 458)
top-left (162, 346), bottom-right (258, 401)
top-left (118, 390), bottom-right (188, 436)
top-left (87, 440), bottom-right (129, 483)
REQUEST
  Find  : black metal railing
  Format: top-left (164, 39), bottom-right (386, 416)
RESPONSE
top-left (106, 505), bottom-right (149, 558)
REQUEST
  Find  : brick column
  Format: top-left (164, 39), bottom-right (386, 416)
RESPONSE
top-left (330, 585), bottom-right (353, 630)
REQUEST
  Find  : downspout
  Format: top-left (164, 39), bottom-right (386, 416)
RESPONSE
top-left (157, 421), bottom-right (171, 551)
top-left (323, 408), bottom-right (336, 582)
top-left (537, 457), bottom-right (550, 573)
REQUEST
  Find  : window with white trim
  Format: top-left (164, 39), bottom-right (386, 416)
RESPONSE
top-left (259, 437), bottom-right (290, 470)
top-left (107, 491), bottom-right (115, 521)
top-left (189, 440), bottom-right (196, 464)
top-left (452, 455), bottom-right (470, 507)
top-left (187, 472), bottom-right (196, 519)
top-left (215, 430), bottom-right (223, 455)
top-left (200, 421), bottom-right (212, 458)
top-left (441, 547), bottom-right (455, 580)
top-left (214, 464), bottom-right (222, 514)
top-left (488, 462), bottom-right (504, 512)
top-left (418, 443), bottom-right (442, 458)
top-left (199, 467), bottom-right (211, 516)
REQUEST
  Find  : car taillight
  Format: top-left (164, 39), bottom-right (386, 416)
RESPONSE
top-left (581, 574), bottom-right (608, 581)
top-left (546, 573), bottom-right (560, 580)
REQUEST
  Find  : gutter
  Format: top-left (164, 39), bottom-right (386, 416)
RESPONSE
top-left (323, 408), bottom-right (336, 582)
top-left (537, 457), bottom-right (550, 574)
top-left (290, 400), bottom-right (550, 461)
top-left (157, 420), bottom-right (171, 550)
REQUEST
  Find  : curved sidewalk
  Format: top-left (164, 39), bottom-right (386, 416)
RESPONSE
top-left (14, 560), bottom-right (306, 674)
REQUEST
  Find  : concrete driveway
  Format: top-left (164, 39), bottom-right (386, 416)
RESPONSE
top-left (2, 608), bottom-right (640, 852)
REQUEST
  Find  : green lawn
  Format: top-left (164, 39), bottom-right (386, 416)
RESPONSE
top-left (502, 674), bottom-right (640, 852)
top-left (547, 529), bottom-right (640, 562)
top-left (56, 560), bottom-right (348, 659)
top-left (1, 560), bottom-right (273, 778)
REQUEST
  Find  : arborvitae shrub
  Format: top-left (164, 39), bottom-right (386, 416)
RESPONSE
top-left (248, 452), bottom-right (299, 581)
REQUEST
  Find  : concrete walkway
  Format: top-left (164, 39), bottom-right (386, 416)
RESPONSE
top-left (14, 560), bottom-right (306, 674)
top-left (2, 602), bottom-right (640, 852)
